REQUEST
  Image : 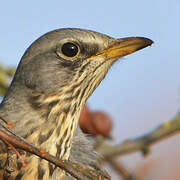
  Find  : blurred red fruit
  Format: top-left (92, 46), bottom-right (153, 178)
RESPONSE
top-left (79, 105), bottom-right (113, 137)
top-left (79, 105), bottom-right (96, 135)
top-left (91, 112), bottom-right (112, 136)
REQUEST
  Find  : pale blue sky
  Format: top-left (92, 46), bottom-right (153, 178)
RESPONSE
top-left (1, 1), bottom-right (180, 176)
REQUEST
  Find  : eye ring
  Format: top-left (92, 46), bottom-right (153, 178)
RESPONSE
top-left (58, 42), bottom-right (80, 60)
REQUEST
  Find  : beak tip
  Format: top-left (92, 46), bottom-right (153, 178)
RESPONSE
top-left (117, 36), bottom-right (154, 49)
top-left (138, 37), bottom-right (154, 46)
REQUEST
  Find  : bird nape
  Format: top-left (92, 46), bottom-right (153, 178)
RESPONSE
top-left (0, 28), bottom-right (153, 179)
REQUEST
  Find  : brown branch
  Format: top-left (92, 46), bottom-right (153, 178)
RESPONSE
top-left (0, 128), bottom-right (110, 180)
top-left (109, 158), bottom-right (135, 180)
top-left (97, 112), bottom-right (180, 160)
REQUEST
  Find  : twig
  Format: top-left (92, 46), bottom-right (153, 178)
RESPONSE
top-left (1, 138), bottom-right (26, 168)
top-left (0, 129), bottom-right (110, 180)
top-left (0, 120), bottom-right (38, 151)
top-left (97, 112), bottom-right (180, 160)
top-left (109, 158), bottom-right (135, 180)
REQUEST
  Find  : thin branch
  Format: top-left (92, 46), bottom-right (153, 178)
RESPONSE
top-left (0, 120), bottom-right (39, 150)
top-left (2, 138), bottom-right (26, 168)
top-left (97, 112), bottom-right (180, 160)
top-left (0, 128), bottom-right (110, 180)
top-left (109, 158), bottom-right (135, 180)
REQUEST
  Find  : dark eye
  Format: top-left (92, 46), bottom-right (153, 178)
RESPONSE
top-left (61, 42), bottom-right (80, 57)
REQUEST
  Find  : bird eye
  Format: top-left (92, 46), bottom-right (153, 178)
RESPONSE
top-left (60, 42), bottom-right (80, 58)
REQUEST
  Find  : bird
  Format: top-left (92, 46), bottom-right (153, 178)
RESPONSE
top-left (0, 28), bottom-right (153, 179)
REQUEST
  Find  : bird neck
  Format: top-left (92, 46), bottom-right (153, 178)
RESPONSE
top-left (0, 70), bottom-right (98, 160)
top-left (28, 89), bottom-right (84, 160)
top-left (0, 84), bottom-right (84, 161)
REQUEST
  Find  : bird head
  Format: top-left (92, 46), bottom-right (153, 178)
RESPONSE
top-left (14, 28), bottom-right (153, 101)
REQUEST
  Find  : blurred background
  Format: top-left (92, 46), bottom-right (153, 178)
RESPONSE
top-left (0, 0), bottom-right (180, 179)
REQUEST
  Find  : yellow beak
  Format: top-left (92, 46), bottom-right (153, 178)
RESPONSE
top-left (94, 37), bottom-right (153, 60)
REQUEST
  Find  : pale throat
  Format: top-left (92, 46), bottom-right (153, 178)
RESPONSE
top-left (27, 70), bottom-right (99, 160)
top-left (26, 96), bottom-right (83, 161)
top-left (27, 85), bottom-right (87, 161)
